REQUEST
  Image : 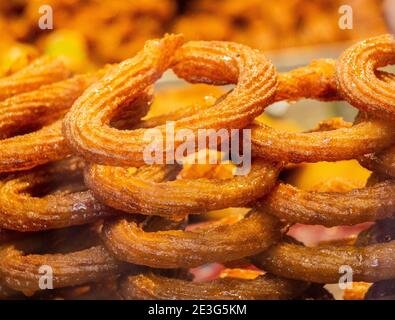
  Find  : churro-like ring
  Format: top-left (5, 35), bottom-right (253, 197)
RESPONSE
top-left (101, 208), bottom-right (282, 268)
top-left (0, 244), bottom-right (121, 293)
top-left (84, 159), bottom-right (281, 217)
top-left (0, 226), bottom-right (125, 294)
top-left (254, 239), bottom-right (395, 283)
top-left (138, 61), bottom-right (395, 164)
top-left (63, 34), bottom-right (277, 166)
top-left (0, 120), bottom-right (69, 173)
top-left (136, 91), bottom-right (393, 166)
top-left (336, 34), bottom-right (395, 121)
top-left (251, 115), bottom-right (395, 163)
top-left (258, 180), bottom-right (395, 227)
top-left (250, 59), bottom-right (395, 163)
top-left (0, 72), bottom-right (101, 173)
top-left (0, 56), bottom-right (70, 102)
top-left (120, 273), bottom-right (308, 300)
top-left (0, 158), bottom-right (118, 232)
top-left (256, 114), bottom-right (395, 227)
top-left (0, 74), bottom-right (97, 139)
top-left (0, 67), bottom-right (153, 174)
top-left (274, 59), bottom-right (338, 102)
top-left (0, 80), bottom-right (152, 174)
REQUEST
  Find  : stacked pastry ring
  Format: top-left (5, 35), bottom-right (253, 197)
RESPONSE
top-left (0, 33), bottom-right (394, 300)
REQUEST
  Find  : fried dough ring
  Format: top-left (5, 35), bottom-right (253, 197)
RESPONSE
top-left (256, 114), bottom-right (395, 227)
top-left (0, 73), bottom-right (98, 140)
top-left (0, 244), bottom-right (121, 293)
top-left (336, 34), bottom-right (395, 121)
top-left (0, 120), bottom-right (70, 173)
top-left (258, 180), bottom-right (395, 227)
top-left (254, 239), bottom-right (395, 283)
top-left (251, 115), bottom-right (395, 163)
top-left (137, 82), bottom-right (395, 166)
top-left (0, 72), bottom-right (101, 173)
top-left (101, 208), bottom-right (282, 268)
top-left (0, 158), bottom-right (118, 232)
top-left (134, 59), bottom-right (337, 129)
top-left (250, 58), bottom-right (395, 163)
top-left (274, 59), bottom-right (339, 102)
top-left (120, 273), bottom-right (308, 300)
top-left (84, 159), bottom-right (281, 217)
top-left (139, 61), bottom-right (394, 164)
top-left (138, 90), bottom-right (395, 164)
top-left (0, 82), bottom-right (153, 174)
top-left (0, 56), bottom-right (70, 102)
top-left (63, 34), bottom-right (277, 167)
